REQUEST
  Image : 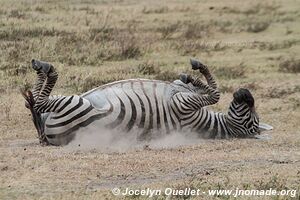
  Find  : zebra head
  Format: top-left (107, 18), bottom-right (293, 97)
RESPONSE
top-left (227, 88), bottom-right (260, 137)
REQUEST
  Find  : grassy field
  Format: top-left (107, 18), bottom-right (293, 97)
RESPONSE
top-left (0, 0), bottom-right (300, 199)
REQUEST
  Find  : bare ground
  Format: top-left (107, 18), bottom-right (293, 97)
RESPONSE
top-left (0, 0), bottom-right (300, 199)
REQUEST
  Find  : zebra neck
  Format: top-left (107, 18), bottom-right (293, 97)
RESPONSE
top-left (209, 111), bottom-right (241, 138)
top-left (223, 113), bottom-right (245, 138)
top-left (203, 110), bottom-right (244, 138)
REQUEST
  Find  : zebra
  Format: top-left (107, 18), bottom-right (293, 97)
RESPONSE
top-left (21, 59), bottom-right (272, 146)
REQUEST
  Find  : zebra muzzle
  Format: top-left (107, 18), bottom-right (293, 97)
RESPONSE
top-left (258, 123), bottom-right (273, 132)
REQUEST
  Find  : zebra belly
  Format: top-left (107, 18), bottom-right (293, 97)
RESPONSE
top-left (45, 79), bottom-right (182, 145)
top-left (83, 80), bottom-right (178, 135)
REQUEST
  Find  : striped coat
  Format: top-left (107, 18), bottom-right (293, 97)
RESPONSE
top-left (23, 59), bottom-right (262, 146)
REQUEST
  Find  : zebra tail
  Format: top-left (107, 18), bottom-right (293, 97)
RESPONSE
top-left (20, 89), bottom-right (49, 146)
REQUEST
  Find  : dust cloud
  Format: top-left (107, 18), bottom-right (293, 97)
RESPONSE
top-left (66, 125), bottom-right (204, 152)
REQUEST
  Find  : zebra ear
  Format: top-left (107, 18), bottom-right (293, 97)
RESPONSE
top-left (233, 88), bottom-right (255, 108)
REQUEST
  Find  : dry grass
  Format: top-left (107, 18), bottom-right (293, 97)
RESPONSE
top-left (0, 0), bottom-right (300, 199)
top-left (279, 57), bottom-right (300, 73)
top-left (212, 62), bottom-right (246, 80)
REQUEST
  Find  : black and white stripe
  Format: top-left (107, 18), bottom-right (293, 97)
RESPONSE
top-left (26, 59), bottom-right (260, 146)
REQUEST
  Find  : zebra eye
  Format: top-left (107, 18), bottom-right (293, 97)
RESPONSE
top-left (246, 121), bottom-right (253, 129)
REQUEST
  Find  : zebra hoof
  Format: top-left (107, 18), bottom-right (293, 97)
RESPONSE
top-left (179, 73), bottom-right (188, 83)
top-left (31, 59), bottom-right (53, 74)
top-left (190, 58), bottom-right (208, 71)
top-left (190, 58), bottom-right (202, 70)
top-left (179, 73), bottom-right (190, 84)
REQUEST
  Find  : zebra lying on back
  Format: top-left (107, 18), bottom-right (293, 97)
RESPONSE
top-left (22, 59), bottom-right (272, 146)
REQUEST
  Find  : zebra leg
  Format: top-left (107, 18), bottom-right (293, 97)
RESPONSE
top-left (190, 58), bottom-right (217, 90)
top-left (179, 73), bottom-right (218, 100)
top-left (31, 71), bottom-right (47, 102)
top-left (20, 59), bottom-right (55, 145)
top-left (21, 89), bottom-right (49, 145)
top-left (31, 60), bottom-right (60, 113)
top-left (30, 59), bottom-right (52, 101)
top-left (192, 78), bottom-right (220, 107)
top-left (171, 79), bottom-right (220, 113)
top-left (31, 59), bottom-right (56, 101)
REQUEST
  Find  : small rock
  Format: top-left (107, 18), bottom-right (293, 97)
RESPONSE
top-left (1, 166), bottom-right (8, 171)
top-left (143, 145), bottom-right (151, 150)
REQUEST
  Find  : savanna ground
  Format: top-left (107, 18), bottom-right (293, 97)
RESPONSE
top-left (0, 0), bottom-right (300, 199)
